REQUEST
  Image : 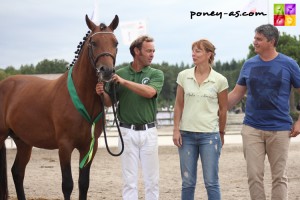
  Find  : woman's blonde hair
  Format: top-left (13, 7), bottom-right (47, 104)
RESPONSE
top-left (192, 39), bottom-right (216, 65)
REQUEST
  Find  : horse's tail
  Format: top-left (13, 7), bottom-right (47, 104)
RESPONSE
top-left (0, 143), bottom-right (8, 200)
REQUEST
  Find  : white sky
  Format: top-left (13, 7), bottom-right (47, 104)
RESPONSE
top-left (0, 0), bottom-right (299, 69)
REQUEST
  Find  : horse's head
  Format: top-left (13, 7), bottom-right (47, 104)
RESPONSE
top-left (85, 15), bottom-right (119, 82)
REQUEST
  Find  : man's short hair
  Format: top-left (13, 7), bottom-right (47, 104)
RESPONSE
top-left (255, 24), bottom-right (279, 47)
top-left (129, 35), bottom-right (154, 57)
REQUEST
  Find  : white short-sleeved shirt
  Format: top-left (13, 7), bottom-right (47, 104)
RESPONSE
top-left (177, 67), bottom-right (228, 132)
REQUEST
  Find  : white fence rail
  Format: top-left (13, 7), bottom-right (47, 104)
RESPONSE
top-left (5, 112), bottom-right (244, 148)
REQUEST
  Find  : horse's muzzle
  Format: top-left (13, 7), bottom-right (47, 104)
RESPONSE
top-left (97, 66), bottom-right (115, 82)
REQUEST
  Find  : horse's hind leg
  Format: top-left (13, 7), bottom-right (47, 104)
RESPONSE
top-left (11, 138), bottom-right (32, 200)
top-left (0, 142), bottom-right (8, 200)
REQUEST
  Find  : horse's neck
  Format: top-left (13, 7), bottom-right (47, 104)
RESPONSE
top-left (72, 58), bottom-right (100, 112)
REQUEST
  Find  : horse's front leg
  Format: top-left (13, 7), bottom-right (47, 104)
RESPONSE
top-left (78, 163), bottom-right (92, 200)
top-left (78, 144), bottom-right (98, 200)
top-left (11, 139), bottom-right (32, 200)
top-left (59, 147), bottom-right (74, 200)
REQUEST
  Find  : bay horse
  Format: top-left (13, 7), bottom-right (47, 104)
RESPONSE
top-left (0, 14), bottom-right (119, 200)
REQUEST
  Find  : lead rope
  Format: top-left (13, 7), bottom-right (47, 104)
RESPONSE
top-left (100, 82), bottom-right (124, 156)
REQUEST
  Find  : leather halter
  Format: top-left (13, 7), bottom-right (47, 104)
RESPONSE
top-left (87, 31), bottom-right (117, 81)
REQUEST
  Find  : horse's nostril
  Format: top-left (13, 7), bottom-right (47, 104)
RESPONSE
top-left (98, 66), bottom-right (114, 74)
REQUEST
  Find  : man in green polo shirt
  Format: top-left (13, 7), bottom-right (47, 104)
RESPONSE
top-left (96, 35), bottom-right (164, 200)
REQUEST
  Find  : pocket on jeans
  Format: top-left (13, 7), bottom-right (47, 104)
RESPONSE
top-left (241, 124), bottom-right (248, 136)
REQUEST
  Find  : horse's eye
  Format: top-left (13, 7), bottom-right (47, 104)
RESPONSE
top-left (115, 42), bottom-right (118, 48)
top-left (91, 41), bottom-right (97, 47)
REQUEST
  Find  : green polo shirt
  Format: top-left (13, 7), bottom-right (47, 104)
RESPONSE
top-left (112, 65), bottom-right (164, 125)
top-left (177, 67), bottom-right (228, 132)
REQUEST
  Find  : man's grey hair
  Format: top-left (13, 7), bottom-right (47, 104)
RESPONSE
top-left (255, 24), bottom-right (279, 47)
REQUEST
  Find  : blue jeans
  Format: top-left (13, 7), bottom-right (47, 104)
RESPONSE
top-left (178, 131), bottom-right (222, 200)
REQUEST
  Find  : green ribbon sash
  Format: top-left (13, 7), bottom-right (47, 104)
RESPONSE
top-left (67, 67), bottom-right (102, 169)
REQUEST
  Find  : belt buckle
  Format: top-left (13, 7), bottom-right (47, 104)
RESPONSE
top-left (133, 124), bottom-right (145, 131)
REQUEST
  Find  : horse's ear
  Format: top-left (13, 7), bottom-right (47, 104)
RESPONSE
top-left (85, 14), bottom-right (96, 31)
top-left (109, 15), bottom-right (119, 31)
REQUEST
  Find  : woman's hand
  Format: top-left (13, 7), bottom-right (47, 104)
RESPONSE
top-left (173, 129), bottom-right (182, 147)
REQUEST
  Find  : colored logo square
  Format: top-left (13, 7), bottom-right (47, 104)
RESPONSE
top-left (285, 4), bottom-right (296, 15)
top-left (274, 4), bottom-right (285, 15)
top-left (274, 15), bottom-right (285, 26)
top-left (273, 3), bottom-right (296, 26)
top-left (285, 15), bottom-right (296, 26)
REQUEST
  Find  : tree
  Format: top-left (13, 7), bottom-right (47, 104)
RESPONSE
top-left (0, 69), bottom-right (8, 80)
top-left (20, 64), bottom-right (35, 74)
top-left (4, 66), bottom-right (19, 75)
top-left (35, 59), bottom-right (68, 74)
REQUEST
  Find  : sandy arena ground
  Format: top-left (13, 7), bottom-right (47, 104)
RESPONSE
top-left (5, 128), bottom-right (300, 200)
